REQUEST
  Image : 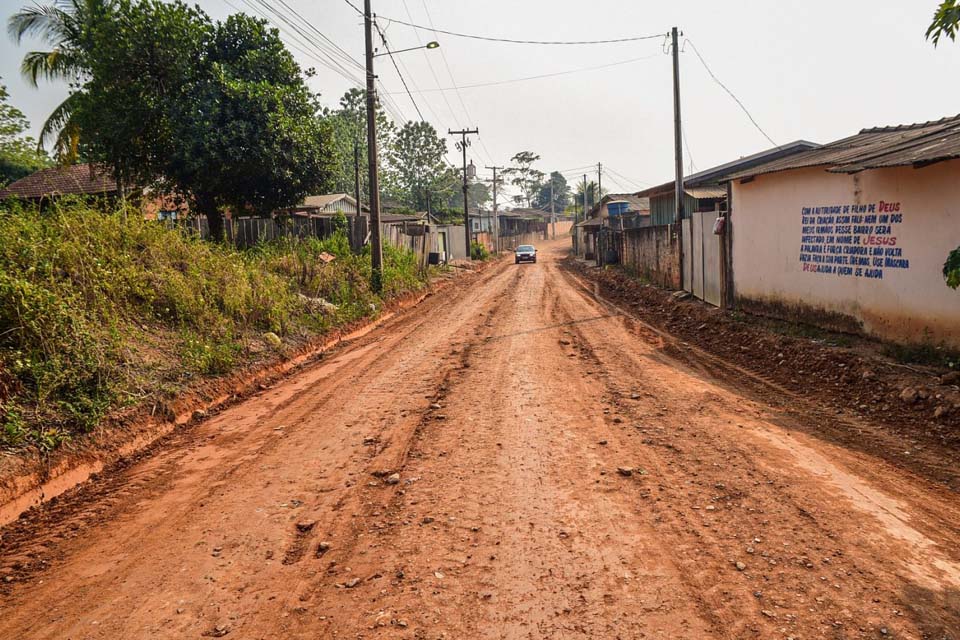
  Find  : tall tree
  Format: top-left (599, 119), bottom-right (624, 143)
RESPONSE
top-left (532, 171), bottom-right (570, 212)
top-left (574, 180), bottom-right (605, 211)
top-left (385, 120), bottom-right (448, 211)
top-left (7, 0), bottom-right (113, 161)
top-left (0, 79), bottom-right (50, 186)
top-left (503, 151), bottom-right (544, 208)
top-left (324, 87), bottom-right (394, 204)
top-left (58, 1), bottom-right (334, 239)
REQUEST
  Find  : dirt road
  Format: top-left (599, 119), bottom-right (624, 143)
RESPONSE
top-left (2, 241), bottom-right (959, 639)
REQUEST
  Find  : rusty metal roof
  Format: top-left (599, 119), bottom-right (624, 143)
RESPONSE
top-left (726, 114), bottom-right (960, 180)
top-left (0, 163), bottom-right (117, 199)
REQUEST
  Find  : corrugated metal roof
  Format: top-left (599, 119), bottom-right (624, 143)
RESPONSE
top-left (635, 140), bottom-right (821, 197)
top-left (605, 194), bottom-right (650, 212)
top-left (303, 193), bottom-right (351, 209)
top-left (683, 186), bottom-right (727, 199)
top-left (727, 114), bottom-right (960, 180)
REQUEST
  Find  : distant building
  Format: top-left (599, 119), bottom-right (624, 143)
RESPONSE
top-left (0, 162), bottom-right (183, 219)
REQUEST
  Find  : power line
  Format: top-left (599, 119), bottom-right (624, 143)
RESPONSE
top-left (227, 0), bottom-right (363, 86)
top-left (380, 15), bottom-right (666, 46)
top-left (681, 126), bottom-right (697, 173)
top-left (417, 0), bottom-right (493, 166)
top-left (373, 20), bottom-right (424, 121)
top-left (603, 165), bottom-right (653, 188)
top-left (684, 38), bottom-right (779, 148)
top-left (401, 0), bottom-right (458, 125)
top-left (251, 0), bottom-right (362, 80)
top-left (387, 53), bottom-right (660, 94)
top-left (272, 0), bottom-right (363, 70)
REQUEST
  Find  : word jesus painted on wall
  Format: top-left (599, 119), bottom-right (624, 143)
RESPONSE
top-left (799, 201), bottom-right (910, 279)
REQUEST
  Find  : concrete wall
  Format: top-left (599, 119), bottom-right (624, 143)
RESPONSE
top-left (621, 223), bottom-right (681, 289)
top-left (432, 224), bottom-right (468, 261)
top-left (498, 231), bottom-right (545, 252)
top-left (731, 161), bottom-right (960, 347)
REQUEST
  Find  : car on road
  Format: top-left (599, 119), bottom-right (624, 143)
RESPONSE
top-left (515, 244), bottom-right (537, 264)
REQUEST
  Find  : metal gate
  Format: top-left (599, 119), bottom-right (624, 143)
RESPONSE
top-left (682, 210), bottom-right (722, 307)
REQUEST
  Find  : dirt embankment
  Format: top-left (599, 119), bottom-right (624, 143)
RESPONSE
top-left (563, 258), bottom-right (960, 490)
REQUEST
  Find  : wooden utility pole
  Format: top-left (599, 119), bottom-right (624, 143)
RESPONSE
top-left (485, 165), bottom-right (503, 253)
top-left (450, 128), bottom-right (478, 259)
top-left (353, 139), bottom-right (362, 250)
top-left (583, 173), bottom-right (588, 255)
top-left (597, 162), bottom-right (602, 200)
top-left (364, 0), bottom-right (384, 291)
top-left (672, 26), bottom-right (685, 287)
top-left (550, 179), bottom-right (555, 239)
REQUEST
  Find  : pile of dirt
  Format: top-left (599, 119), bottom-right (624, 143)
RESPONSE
top-left (565, 258), bottom-right (960, 487)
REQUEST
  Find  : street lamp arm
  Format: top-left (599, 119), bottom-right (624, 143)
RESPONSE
top-left (373, 41), bottom-right (439, 57)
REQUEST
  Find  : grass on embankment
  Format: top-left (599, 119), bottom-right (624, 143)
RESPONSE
top-left (0, 200), bottom-right (428, 452)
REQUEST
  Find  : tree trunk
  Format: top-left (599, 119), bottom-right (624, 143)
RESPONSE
top-left (195, 194), bottom-right (224, 242)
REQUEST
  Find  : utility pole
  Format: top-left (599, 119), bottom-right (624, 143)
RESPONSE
top-left (353, 139), bottom-right (361, 250)
top-left (597, 162), bottom-right (602, 199)
top-left (485, 165), bottom-right (503, 253)
top-left (671, 26), bottom-right (685, 286)
top-left (550, 179), bottom-right (555, 239)
top-left (363, 0), bottom-right (384, 291)
top-left (583, 173), bottom-right (589, 256)
top-left (450, 128), bottom-right (478, 259)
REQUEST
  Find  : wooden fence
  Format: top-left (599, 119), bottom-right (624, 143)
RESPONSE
top-left (172, 214), bottom-right (368, 250)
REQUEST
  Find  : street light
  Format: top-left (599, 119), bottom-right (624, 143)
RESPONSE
top-left (373, 41), bottom-right (440, 57)
top-left (364, 0), bottom-right (441, 292)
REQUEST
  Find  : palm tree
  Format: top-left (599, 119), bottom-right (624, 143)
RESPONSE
top-left (7, 0), bottom-right (112, 161)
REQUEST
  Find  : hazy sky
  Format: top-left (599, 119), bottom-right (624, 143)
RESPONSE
top-left (3, 0), bottom-right (960, 196)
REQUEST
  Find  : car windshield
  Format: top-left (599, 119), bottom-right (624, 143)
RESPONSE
top-left (517, 246), bottom-right (535, 252)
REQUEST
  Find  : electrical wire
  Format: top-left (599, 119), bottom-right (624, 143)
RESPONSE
top-left (401, 0), bottom-right (458, 126)
top-left (387, 53), bottom-right (659, 94)
top-left (603, 165), bottom-right (653, 188)
top-left (681, 127), bottom-right (697, 174)
top-left (417, 0), bottom-right (494, 166)
top-left (251, 0), bottom-right (362, 82)
top-left (684, 38), bottom-right (779, 148)
top-left (380, 14), bottom-right (666, 46)
top-left (226, 0), bottom-right (363, 86)
top-left (374, 20), bottom-right (425, 121)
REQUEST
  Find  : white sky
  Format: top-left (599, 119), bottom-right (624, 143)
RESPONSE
top-left (3, 0), bottom-right (960, 196)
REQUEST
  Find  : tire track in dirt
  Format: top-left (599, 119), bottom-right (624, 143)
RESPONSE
top-left (0, 261), bottom-right (519, 639)
top-left (552, 255), bottom-right (960, 638)
top-left (294, 257), bottom-right (718, 638)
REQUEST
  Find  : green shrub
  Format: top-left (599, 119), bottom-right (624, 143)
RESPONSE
top-left (470, 242), bottom-right (490, 261)
top-left (0, 201), bottom-right (427, 451)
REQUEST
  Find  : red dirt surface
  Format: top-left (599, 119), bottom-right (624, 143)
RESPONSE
top-left (1, 241), bottom-right (959, 639)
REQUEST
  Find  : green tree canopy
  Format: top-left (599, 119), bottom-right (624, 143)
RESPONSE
top-left (503, 151), bottom-right (544, 208)
top-left (385, 120), bottom-right (448, 211)
top-left (7, 0), bottom-right (112, 161)
top-left (532, 171), bottom-right (570, 212)
top-left (928, 0), bottom-right (960, 44)
top-left (39, 0), bottom-right (334, 239)
top-left (0, 79), bottom-right (50, 186)
top-left (323, 87), bottom-right (395, 206)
